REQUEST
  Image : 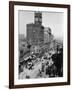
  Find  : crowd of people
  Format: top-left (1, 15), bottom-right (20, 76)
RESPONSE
top-left (19, 47), bottom-right (63, 78)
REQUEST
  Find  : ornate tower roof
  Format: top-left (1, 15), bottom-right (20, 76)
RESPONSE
top-left (34, 11), bottom-right (42, 25)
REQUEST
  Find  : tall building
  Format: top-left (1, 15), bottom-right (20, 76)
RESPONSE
top-left (44, 27), bottom-right (53, 43)
top-left (27, 12), bottom-right (44, 46)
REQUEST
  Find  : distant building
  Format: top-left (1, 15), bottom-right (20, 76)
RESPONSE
top-left (44, 27), bottom-right (54, 44)
top-left (48, 39), bottom-right (63, 54)
top-left (53, 40), bottom-right (63, 51)
top-left (27, 12), bottom-right (44, 46)
top-left (43, 27), bottom-right (54, 52)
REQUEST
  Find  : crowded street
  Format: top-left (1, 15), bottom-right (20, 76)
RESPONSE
top-left (19, 47), bottom-right (63, 79)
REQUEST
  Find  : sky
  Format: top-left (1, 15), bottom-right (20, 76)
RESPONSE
top-left (18, 10), bottom-right (64, 40)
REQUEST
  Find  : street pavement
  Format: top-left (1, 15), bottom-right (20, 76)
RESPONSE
top-left (19, 60), bottom-right (42, 79)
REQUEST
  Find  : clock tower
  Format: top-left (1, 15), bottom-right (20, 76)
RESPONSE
top-left (34, 11), bottom-right (42, 25)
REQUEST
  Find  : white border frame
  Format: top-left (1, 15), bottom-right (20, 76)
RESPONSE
top-left (14, 5), bottom-right (68, 85)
